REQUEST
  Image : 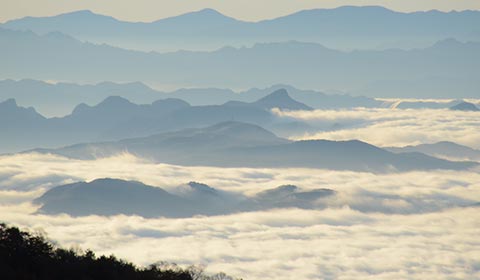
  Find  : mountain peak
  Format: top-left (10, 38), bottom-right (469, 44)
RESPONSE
top-left (254, 89), bottom-right (313, 111)
top-left (156, 8), bottom-right (237, 24)
top-left (197, 8), bottom-right (224, 16)
top-left (57, 9), bottom-right (114, 20)
top-left (187, 181), bottom-right (218, 194)
top-left (450, 101), bottom-right (479, 111)
top-left (68, 10), bottom-right (95, 16)
top-left (98, 96), bottom-right (133, 107)
top-left (268, 88), bottom-right (289, 98)
top-left (205, 121), bottom-right (281, 140)
top-left (256, 185), bottom-right (299, 200)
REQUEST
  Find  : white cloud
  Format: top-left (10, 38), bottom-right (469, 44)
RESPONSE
top-left (273, 108), bottom-right (480, 149)
top-left (0, 153), bottom-right (479, 279)
top-left (2, 204), bottom-right (479, 279)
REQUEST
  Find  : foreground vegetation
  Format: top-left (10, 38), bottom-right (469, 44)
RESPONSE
top-left (0, 223), bottom-right (238, 280)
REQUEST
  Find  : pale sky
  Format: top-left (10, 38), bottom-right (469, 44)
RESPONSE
top-left (1, 0), bottom-right (480, 23)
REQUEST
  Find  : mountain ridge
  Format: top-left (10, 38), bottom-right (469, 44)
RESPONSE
top-left (2, 27), bottom-right (478, 97)
top-left (34, 178), bottom-right (337, 217)
top-left (30, 121), bottom-right (478, 173)
top-left (3, 6), bottom-right (480, 52)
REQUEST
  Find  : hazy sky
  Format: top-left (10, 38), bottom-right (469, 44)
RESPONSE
top-left (2, 0), bottom-right (480, 23)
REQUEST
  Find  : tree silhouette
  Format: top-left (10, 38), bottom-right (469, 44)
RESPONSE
top-left (0, 223), bottom-right (239, 280)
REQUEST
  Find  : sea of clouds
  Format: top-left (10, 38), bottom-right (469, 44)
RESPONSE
top-left (1, 106), bottom-right (480, 279)
top-left (0, 152), bottom-right (479, 279)
top-left (273, 108), bottom-right (480, 149)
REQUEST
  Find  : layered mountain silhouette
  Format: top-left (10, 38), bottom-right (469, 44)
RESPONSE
top-left (1, 27), bottom-right (479, 97)
top-left (0, 99), bottom-right (48, 152)
top-left (0, 79), bottom-right (379, 116)
top-left (0, 90), bottom-right (313, 153)
top-left (34, 121), bottom-right (477, 172)
top-left (386, 141), bottom-right (480, 162)
top-left (3, 6), bottom-right (480, 51)
top-left (34, 178), bottom-right (335, 217)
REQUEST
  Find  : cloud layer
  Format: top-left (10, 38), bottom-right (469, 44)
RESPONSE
top-left (273, 108), bottom-right (480, 149)
top-left (1, 152), bottom-right (479, 279)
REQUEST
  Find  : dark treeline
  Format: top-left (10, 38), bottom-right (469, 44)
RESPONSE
top-left (0, 223), bottom-right (238, 280)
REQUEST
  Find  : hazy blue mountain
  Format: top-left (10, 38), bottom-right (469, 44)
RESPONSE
top-left (386, 141), bottom-right (480, 162)
top-left (41, 121), bottom-right (288, 160)
top-left (0, 96), bottom-right (192, 152)
top-left (223, 88), bottom-right (313, 111)
top-left (171, 182), bottom-right (241, 215)
top-left (3, 7), bottom-right (480, 51)
top-left (247, 185), bottom-right (335, 210)
top-left (449, 101), bottom-right (480, 111)
top-left (244, 85), bottom-right (382, 109)
top-left (0, 99), bottom-right (47, 152)
top-left (34, 178), bottom-right (337, 217)
top-left (0, 79), bottom-right (380, 117)
top-left (1, 28), bottom-right (479, 98)
top-left (1, 90), bottom-right (318, 153)
top-left (36, 121), bottom-right (477, 172)
top-left (0, 79), bottom-right (161, 116)
top-left (223, 139), bottom-right (477, 172)
top-left (384, 99), bottom-right (461, 109)
top-left (35, 178), bottom-right (197, 218)
top-left (245, 88), bottom-right (313, 111)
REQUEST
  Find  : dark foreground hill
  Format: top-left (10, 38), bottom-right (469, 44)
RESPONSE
top-left (0, 223), bottom-right (238, 280)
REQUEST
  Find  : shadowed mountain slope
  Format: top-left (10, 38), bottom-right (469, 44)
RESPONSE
top-left (36, 122), bottom-right (478, 173)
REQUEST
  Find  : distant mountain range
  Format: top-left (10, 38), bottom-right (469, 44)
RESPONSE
top-left (2, 91), bottom-right (479, 172)
top-left (32, 121), bottom-right (477, 173)
top-left (4, 79), bottom-right (371, 117)
top-left (0, 89), bottom-right (318, 152)
top-left (1, 27), bottom-right (479, 98)
top-left (386, 141), bottom-right (480, 162)
top-left (387, 99), bottom-right (480, 109)
top-left (3, 6), bottom-right (480, 52)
